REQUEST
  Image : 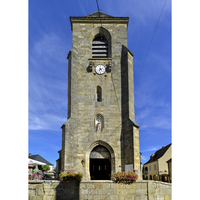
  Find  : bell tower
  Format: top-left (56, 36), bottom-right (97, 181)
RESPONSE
top-left (58, 12), bottom-right (141, 180)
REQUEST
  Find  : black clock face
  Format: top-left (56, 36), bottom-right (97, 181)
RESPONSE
top-left (96, 65), bottom-right (105, 75)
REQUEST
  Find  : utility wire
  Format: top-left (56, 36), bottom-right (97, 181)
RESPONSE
top-left (135, 0), bottom-right (167, 86)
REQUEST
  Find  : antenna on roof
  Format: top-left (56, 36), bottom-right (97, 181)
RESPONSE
top-left (96, 0), bottom-right (102, 27)
top-left (96, 0), bottom-right (101, 12)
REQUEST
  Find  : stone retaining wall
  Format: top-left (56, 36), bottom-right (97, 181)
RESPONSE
top-left (28, 180), bottom-right (171, 200)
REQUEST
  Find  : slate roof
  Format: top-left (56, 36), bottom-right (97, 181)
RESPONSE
top-left (84, 12), bottom-right (114, 18)
top-left (144, 144), bottom-right (171, 165)
top-left (29, 154), bottom-right (53, 166)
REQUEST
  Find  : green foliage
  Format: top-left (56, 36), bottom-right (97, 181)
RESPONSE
top-left (38, 165), bottom-right (50, 171)
top-left (59, 171), bottom-right (83, 182)
top-left (53, 166), bottom-right (56, 172)
top-left (113, 171), bottom-right (138, 183)
top-left (46, 174), bottom-right (55, 177)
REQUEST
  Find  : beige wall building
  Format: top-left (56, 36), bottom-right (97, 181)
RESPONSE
top-left (56, 12), bottom-right (142, 181)
top-left (143, 144), bottom-right (172, 182)
top-left (167, 158), bottom-right (172, 183)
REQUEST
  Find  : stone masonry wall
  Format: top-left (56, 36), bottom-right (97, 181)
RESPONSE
top-left (28, 180), bottom-right (171, 200)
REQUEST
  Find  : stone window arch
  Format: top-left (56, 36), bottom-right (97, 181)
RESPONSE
top-left (90, 145), bottom-right (111, 180)
top-left (94, 114), bottom-right (104, 131)
top-left (85, 140), bottom-right (115, 180)
top-left (90, 26), bottom-right (111, 58)
top-left (90, 145), bottom-right (111, 159)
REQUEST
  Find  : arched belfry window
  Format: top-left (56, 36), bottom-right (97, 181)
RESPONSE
top-left (96, 86), bottom-right (102, 102)
top-left (92, 35), bottom-right (108, 58)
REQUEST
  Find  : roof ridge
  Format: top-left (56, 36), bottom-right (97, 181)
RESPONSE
top-left (84, 12), bottom-right (114, 18)
top-left (144, 143), bottom-right (171, 165)
top-left (29, 154), bottom-right (53, 165)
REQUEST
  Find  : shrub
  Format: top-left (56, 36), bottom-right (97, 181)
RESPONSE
top-left (38, 165), bottom-right (50, 172)
top-left (46, 174), bottom-right (55, 177)
top-left (113, 171), bottom-right (138, 183)
top-left (59, 171), bottom-right (83, 182)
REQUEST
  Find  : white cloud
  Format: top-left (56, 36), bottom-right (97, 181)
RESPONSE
top-left (135, 102), bottom-right (171, 130)
top-left (29, 31), bottom-right (69, 132)
top-left (141, 155), bottom-right (147, 161)
top-left (137, 113), bottom-right (171, 130)
top-left (29, 113), bottom-right (66, 131)
top-left (32, 32), bottom-right (68, 65)
top-left (103, 0), bottom-right (171, 27)
top-left (149, 116), bottom-right (171, 129)
top-left (141, 146), bottom-right (162, 152)
top-left (29, 71), bottom-right (68, 120)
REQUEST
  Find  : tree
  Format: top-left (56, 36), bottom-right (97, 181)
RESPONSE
top-left (38, 165), bottom-right (50, 171)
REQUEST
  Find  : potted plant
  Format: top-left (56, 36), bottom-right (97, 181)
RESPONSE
top-left (113, 171), bottom-right (138, 183)
top-left (59, 171), bottom-right (83, 182)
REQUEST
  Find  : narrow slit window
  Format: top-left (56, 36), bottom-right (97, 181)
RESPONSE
top-left (96, 86), bottom-right (102, 102)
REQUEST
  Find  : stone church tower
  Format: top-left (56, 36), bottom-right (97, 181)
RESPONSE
top-left (57, 12), bottom-right (141, 180)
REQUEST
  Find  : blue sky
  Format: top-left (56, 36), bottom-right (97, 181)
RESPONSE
top-left (29, 0), bottom-right (171, 167)
top-left (2, 1), bottom-right (200, 199)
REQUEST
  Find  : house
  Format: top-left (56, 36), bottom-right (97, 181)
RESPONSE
top-left (143, 144), bottom-right (171, 182)
top-left (29, 154), bottom-right (54, 171)
top-left (166, 158), bottom-right (172, 183)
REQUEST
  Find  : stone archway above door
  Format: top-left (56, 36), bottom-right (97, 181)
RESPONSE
top-left (90, 145), bottom-right (111, 180)
top-left (85, 140), bottom-right (115, 180)
top-left (90, 145), bottom-right (111, 159)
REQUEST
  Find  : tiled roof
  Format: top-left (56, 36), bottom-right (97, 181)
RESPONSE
top-left (29, 154), bottom-right (53, 166)
top-left (144, 144), bottom-right (171, 165)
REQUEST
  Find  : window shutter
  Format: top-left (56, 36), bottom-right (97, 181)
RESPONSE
top-left (92, 35), bottom-right (108, 58)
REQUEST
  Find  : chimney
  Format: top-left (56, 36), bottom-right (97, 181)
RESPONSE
top-left (29, 153), bottom-right (32, 156)
top-left (150, 153), bottom-right (155, 158)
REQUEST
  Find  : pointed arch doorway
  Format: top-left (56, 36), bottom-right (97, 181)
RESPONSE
top-left (90, 145), bottom-right (111, 180)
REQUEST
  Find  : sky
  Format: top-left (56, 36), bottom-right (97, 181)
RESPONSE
top-left (2, 0), bottom-right (200, 199)
top-left (28, 0), bottom-right (171, 168)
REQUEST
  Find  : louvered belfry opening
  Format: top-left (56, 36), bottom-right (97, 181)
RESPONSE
top-left (92, 35), bottom-right (108, 58)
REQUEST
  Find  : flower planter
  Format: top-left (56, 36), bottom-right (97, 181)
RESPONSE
top-left (59, 172), bottom-right (83, 182)
top-left (113, 171), bottom-right (138, 183)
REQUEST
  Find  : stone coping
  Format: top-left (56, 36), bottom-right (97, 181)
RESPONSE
top-left (69, 17), bottom-right (129, 30)
top-left (81, 180), bottom-right (114, 183)
top-left (28, 179), bottom-right (171, 186)
top-left (28, 180), bottom-right (60, 184)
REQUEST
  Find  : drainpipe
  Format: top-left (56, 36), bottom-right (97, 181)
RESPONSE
top-left (157, 160), bottom-right (159, 181)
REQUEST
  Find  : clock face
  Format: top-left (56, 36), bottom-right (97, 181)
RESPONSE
top-left (96, 65), bottom-right (105, 75)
